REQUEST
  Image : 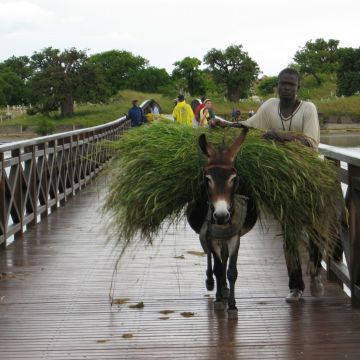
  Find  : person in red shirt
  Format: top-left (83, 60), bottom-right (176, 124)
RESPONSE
top-left (194, 96), bottom-right (207, 126)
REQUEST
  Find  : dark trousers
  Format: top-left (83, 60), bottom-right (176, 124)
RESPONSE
top-left (284, 237), bottom-right (322, 291)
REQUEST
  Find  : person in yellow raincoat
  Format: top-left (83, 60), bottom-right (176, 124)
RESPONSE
top-left (172, 95), bottom-right (194, 126)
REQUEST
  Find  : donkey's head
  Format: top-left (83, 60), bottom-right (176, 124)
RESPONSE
top-left (199, 128), bottom-right (248, 225)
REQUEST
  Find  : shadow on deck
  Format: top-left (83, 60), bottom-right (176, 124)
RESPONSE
top-left (1, 179), bottom-right (360, 360)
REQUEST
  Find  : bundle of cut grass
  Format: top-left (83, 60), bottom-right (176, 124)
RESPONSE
top-left (103, 119), bottom-right (342, 261)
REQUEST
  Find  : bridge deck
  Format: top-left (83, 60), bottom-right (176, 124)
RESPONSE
top-left (1, 179), bottom-right (360, 360)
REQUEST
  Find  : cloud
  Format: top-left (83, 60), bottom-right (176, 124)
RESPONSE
top-left (0, 1), bottom-right (55, 30)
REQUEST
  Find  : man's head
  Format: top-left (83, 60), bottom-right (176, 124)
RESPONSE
top-left (277, 68), bottom-right (300, 101)
top-left (204, 99), bottom-right (213, 109)
top-left (132, 99), bottom-right (138, 106)
top-left (178, 94), bottom-right (185, 102)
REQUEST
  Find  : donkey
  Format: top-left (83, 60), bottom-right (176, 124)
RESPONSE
top-left (187, 127), bottom-right (257, 319)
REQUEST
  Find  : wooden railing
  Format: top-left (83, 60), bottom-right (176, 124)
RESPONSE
top-left (0, 111), bottom-right (133, 248)
top-left (319, 144), bottom-right (360, 306)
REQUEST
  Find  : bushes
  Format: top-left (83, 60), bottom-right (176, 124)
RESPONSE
top-left (257, 76), bottom-right (277, 95)
top-left (35, 118), bottom-right (56, 136)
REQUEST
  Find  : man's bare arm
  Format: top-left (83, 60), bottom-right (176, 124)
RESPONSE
top-left (263, 129), bottom-right (314, 148)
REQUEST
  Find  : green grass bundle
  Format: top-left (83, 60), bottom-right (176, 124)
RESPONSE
top-left (103, 120), bottom-right (342, 261)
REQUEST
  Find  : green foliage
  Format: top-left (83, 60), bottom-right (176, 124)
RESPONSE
top-left (3, 55), bottom-right (32, 80)
top-left (336, 47), bottom-right (360, 96)
top-left (35, 118), bottom-right (56, 136)
top-left (297, 73), bottom-right (337, 100)
top-left (131, 66), bottom-right (172, 93)
top-left (89, 50), bottom-right (147, 94)
top-left (313, 96), bottom-right (360, 118)
top-left (27, 47), bottom-right (109, 117)
top-left (172, 57), bottom-right (206, 95)
top-left (203, 45), bottom-right (260, 101)
top-left (75, 62), bottom-right (111, 103)
top-left (0, 64), bottom-right (29, 105)
top-left (294, 38), bottom-right (340, 85)
top-left (104, 121), bottom-right (340, 265)
top-left (257, 76), bottom-right (277, 95)
top-left (26, 107), bottom-right (38, 116)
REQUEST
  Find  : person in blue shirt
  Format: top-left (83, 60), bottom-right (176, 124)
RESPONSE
top-left (127, 100), bottom-right (145, 127)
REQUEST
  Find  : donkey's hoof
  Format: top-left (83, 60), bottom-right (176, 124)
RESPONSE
top-left (222, 287), bottom-right (230, 299)
top-left (214, 300), bottom-right (225, 310)
top-left (227, 308), bottom-right (238, 320)
top-left (206, 278), bottom-right (215, 291)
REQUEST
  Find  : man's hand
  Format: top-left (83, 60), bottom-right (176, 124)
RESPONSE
top-left (263, 129), bottom-right (295, 142)
top-left (263, 129), bottom-right (312, 147)
top-left (231, 122), bottom-right (249, 131)
top-left (209, 118), bottom-right (226, 128)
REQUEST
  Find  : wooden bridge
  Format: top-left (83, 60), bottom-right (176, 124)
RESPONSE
top-left (1, 105), bottom-right (360, 359)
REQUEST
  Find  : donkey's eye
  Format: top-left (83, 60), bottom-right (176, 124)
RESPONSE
top-left (228, 174), bottom-right (237, 185)
top-left (205, 175), bottom-right (213, 186)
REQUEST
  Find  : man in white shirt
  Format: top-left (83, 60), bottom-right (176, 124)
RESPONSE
top-left (241, 68), bottom-right (324, 303)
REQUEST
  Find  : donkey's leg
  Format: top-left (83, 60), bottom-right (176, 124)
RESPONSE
top-left (205, 253), bottom-right (214, 291)
top-left (221, 247), bottom-right (230, 299)
top-left (227, 236), bottom-right (240, 319)
top-left (213, 253), bottom-right (225, 310)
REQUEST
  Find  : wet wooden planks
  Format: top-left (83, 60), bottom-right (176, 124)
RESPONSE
top-left (1, 180), bottom-right (360, 359)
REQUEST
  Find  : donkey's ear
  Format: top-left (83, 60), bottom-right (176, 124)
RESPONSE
top-left (198, 134), bottom-right (216, 158)
top-left (227, 127), bottom-right (249, 161)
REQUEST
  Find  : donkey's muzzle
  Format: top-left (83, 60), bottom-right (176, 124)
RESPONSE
top-left (213, 211), bottom-right (231, 225)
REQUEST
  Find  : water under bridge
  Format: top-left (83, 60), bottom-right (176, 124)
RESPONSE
top-left (1, 101), bottom-right (360, 359)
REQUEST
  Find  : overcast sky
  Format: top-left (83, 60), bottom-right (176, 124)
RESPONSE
top-left (0, 0), bottom-right (359, 76)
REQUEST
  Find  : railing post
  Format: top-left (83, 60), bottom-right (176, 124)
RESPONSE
top-left (63, 135), bottom-right (72, 199)
top-left (69, 135), bottom-right (75, 195)
top-left (349, 164), bottom-right (360, 307)
top-left (39, 142), bottom-right (48, 220)
top-left (49, 139), bottom-right (58, 212)
top-left (29, 145), bottom-right (37, 227)
top-left (0, 152), bottom-right (6, 248)
top-left (13, 148), bottom-right (23, 239)
top-left (58, 137), bottom-right (66, 206)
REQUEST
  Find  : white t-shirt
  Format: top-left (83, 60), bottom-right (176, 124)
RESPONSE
top-left (152, 106), bottom-right (160, 115)
top-left (241, 98), bottom-right (320, 148)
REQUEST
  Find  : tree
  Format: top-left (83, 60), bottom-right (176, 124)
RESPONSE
top-left (172, 57), bottom-right (206, 95)
top-left (0, 64), bottom-right (29, 106)
top-left (131, 66), bottom-right (172, 93)
top-left (0, 56), bottom-right (32, 105)
top-left (28, 47), bottom-right (109, 116)
top-left (293, 38), bottom-right (340, 85)
top-left (336, 47), bottom-right (360, 96)
top-left (3, 55), bottom-right (32, 81)
top-left (257, 76), bottom-right (278, 96)
top-left (203, 45), bottom-right (260, 101)
top-left (89, 50), bottom-right (147, 94)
